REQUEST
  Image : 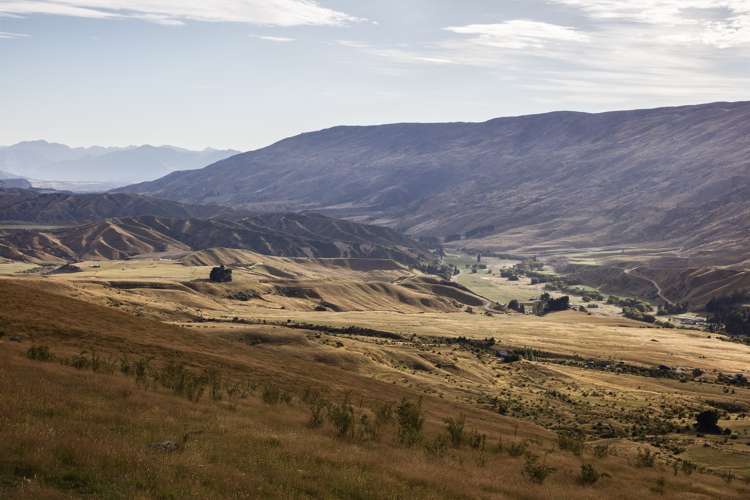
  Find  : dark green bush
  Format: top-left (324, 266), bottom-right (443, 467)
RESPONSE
top-left (26, 345), bottom-right (52, 362)
top-left (558, 431), bottom-right (584, 456)
top-left (635, 448), bottom-right (656, 468)
top-left (396, 398), bottom-right (424, 446)
top-left (444, 414), bottom-right (465, 447)
top-left (523, 454), bottom-right (555, 484)
top-left (329, 396), bottom-right (355, 438)
top-left (578, 464), bottom-right (605, 485)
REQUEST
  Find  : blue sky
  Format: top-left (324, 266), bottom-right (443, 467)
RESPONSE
top-left (2, 0), bottom-right (750, 150)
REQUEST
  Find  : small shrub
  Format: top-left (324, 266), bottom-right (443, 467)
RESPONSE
top-left (444, 414), bottom-right (465, 447)
top-left (185, 376), bottom-right (207, 402)
top-left (26, 345), bottom-right (52, 362)
top-left (578, 464), bottom-right (606, 485)
top-left (302, 387), bottom-right (323, 404)
top-left (357, 414), bottom-right (377, 442)
top-left (424, 435), bottom-right (449, 459)
top-left (206, 368), bottom-right (222, 401)
top-left (592, 443), bottom-right (610, 458)
top-left (225, 382), bottom-right (242, 401)
top-left (307, 399), bottom-right (327, 429)
top-left (468, 429), bottom-right (487, 450)
top-left (396, 397), bottom-right (424, 446)
top-left (156, 361), bottom-right (208, 402)
top-left (558, 431), bottom-right (584, 456)
top-left (119, 355), bottom-right (131, 375)
top-left (651, 477), bottom-right (666, 495)
top-left (261, 384), bottom-right (281, 405)
top-left (721, 471), bottom-right (735, 484)
top-left (134, 357), bottom-right (150, 385)
top-left (89, 350), bottom-right (103, 372)
top-left (279, 390), bottom-right (293, 405)
top-left (507, 440), bottom-right (528, 457)
top-left (69, 352), bottom-right (90, 370)
top-left (680, 460), bottom-right (696, 476)
top-left (375, 401), bottom-right (394, 428)
top-left (635, 448), bottom-right (656, 468)
top-left (329, 396), bottom-right (355, 438)
top-left (523, 454), bottom-right (556, 484)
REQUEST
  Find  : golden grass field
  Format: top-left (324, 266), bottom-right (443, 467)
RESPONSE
top-left (2, 250), bottom-right (750, 498)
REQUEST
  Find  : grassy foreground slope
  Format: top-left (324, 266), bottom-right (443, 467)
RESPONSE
top-left (1, 279), bottom-right (745, 499)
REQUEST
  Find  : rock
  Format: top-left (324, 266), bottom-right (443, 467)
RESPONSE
top-left (148, 441), bottom-right (180, 453)
top-left (9, 336), bottom-right (23, 342)
top-left (230, 290), bottom-right (258, 301)
top-left (50, 263), bottom-right (83, 274)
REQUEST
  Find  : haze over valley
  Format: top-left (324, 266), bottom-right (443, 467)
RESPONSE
top-left (0, 140), bottom-right (238, 191)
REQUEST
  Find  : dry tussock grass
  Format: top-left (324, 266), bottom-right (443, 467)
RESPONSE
top-left (1, 280), bottom-right (748, 498)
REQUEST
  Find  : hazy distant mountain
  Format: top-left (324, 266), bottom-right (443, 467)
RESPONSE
top-left (0, 170), bottom-right (31, 189)
top-left (0, 179), bottom-right (32, 189)
top-left (0, 140), bottom-right (239, 188)
top-left (118, 101), bottom-right (750, 263)
top-left (0, 169), bottom-right (21, 179)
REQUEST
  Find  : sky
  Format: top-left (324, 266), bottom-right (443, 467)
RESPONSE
top-left (2, 0), bottom-right (750, 151)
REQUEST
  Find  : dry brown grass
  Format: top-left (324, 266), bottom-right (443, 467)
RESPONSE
top-left (2, 279), bottom-right (748, 499)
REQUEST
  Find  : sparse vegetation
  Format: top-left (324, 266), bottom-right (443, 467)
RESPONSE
top-left (2, 260), bottom-right (749, 499)
top-left (634, 448), bottom-right (656, 468)
top-left (26, 344), bottom-right (52, 362)
top-left (396, 397), bottom-right (424, 446)
top-left (523, 454), bottom-right (556, 484)
top-left (579, 464), bottom-right (606, 485)
top-left (557, 430), bottom-right (585, 456)
top-left (444, 414), bottom-right (465, 447)
top-left (329, 395), bottom-right (356, 438)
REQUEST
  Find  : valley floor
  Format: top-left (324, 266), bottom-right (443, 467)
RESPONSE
top-left (1, 251), bottom-right (750, 498)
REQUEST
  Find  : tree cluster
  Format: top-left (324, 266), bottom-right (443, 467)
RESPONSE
top-left (209, 265), bottom-right (233, 283)
top-left (706, 291), bottom-right (750, 336)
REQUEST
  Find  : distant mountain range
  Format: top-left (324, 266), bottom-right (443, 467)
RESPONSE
top-left (0, 170), bottom-right (31, 189)
top-left (117, 101), bottom-right (750, 265)
top-left (0, 189), bottom-right (237, 224)
top-left (0, 140), bottom-right (239, 191)
top-left (0, 190), bottom-right (431, 265)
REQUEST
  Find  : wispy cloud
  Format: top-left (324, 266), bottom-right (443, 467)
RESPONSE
top-left (336, 40), bottom-right (454, 65)
top-left (253, 35), bottom-right (296, 43)
top-left (0, 1), bottom-right (363, 27)
top-left (0, 30), bottom-right (29, 38)
top-left (332, 3), bottom-right (749, 107)
top-left (444, 20), bottom-right (590, 49)
top-left (435, 14), bottom-right (750, 105)
top-left (550, 0), bottom-right (750, 49)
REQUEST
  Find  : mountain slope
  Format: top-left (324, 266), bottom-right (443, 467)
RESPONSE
top-left (0, 189), bottom-right (237, 224)
top-left (118, 101), bottom-right (750, 261)
top-left (0, 214), bottom-right (432, 265)
top-left (0, 170), bottom-right (31, 189)
top-left (0, 169), bottom-right (21, 179)
top-left (0, 140), bottom-right (239, 186)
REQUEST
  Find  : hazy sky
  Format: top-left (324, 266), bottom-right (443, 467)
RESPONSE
top-left (2, 0), bottom-right (750, 151)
